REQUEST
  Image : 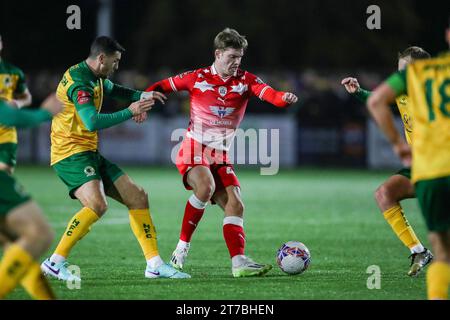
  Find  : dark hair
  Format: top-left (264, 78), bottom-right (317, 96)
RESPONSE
top-left (398, 46), bottom-right (431, 61)
top-left (89, 36), bottom-right (125, 58)
top-left (214, 28), bottom-right (248, 51)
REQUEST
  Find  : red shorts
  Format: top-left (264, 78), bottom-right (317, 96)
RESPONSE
top-left (176, 137), bottom-right (240, 192)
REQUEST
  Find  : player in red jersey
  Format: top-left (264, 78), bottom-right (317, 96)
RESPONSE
top-left (143, 28), bottom-right (298, 277)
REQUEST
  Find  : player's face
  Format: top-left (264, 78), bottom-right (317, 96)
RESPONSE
top-left (99, 51), bottom-right (121, 78)
top-left (215, 48), bottom-right (244, 76)
top-left (398, 57), bottom-right (410, 71)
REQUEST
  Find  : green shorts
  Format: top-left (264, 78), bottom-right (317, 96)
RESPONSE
top-left (0, 171), bottom-right (31, 216)
top-left (395, 167), bottom-right (411, 180)
top-left (53, 151), bottom-right (124, 199)
top-left (0, 143), bottom-right (17, 167)
top-left (415, 176), bottom-right (450, 232)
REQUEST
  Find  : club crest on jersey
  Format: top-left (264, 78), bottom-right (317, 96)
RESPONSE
top-left (218, 86), bottom-right (227, 97)
top-left (2, 75), bottom-right (12, 88)
top-left (77, 90), bottom-right (91, 105)
top-left (210, 106), bottom-right (234, 118)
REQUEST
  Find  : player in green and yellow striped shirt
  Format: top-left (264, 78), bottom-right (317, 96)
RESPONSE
top-left (367, 24), bottom-right (450, 299)
top-left (0, 34), bottom-right (33, 174)
top-left (0, 94), bottom-right (61, 299)
top-left (40, 36), bottom-right (190, 281)
top-left (341, 47), bottom-right (433, 277)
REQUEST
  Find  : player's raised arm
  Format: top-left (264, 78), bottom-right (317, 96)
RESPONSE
top-left (341, 77), bottom-right (371, 102)
top-left (103, 79), bottom-right (167, 105)
top-left (135, 71), bottom-right (197, 124)
top-left (248, 73), bottom-right (297, 108)
top-left (145, 70), bottom-right (198, 94)
top-left (0, 93), bottom-right (61, 128)
top-left (366, 71), bottom-right (411, 165)
top-left (262, 88), bottom-right (298, 107)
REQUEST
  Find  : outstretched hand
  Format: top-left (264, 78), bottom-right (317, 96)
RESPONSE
top-left (140, 91), bottom-right (167, 105)
top-left (133, 112), bottom-right (148, 124)
top-left (128, 99), bottom-right (154, 116)
top-left (283, 92), bottom-right (298, 104)
top-left (341, 77), bottom-right (360, 94)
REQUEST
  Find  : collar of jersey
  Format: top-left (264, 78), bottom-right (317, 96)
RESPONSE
top-left (80, 60), bottom-right (100, 82)
top-left (210, 63), bottom-right (234, 82)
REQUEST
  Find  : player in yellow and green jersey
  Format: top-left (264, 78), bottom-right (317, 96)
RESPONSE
top-left (0, 34), bottom-right (33, 175)
top-left (40, 36), bottom-right (190, 281)
top-left (0, 94), bottom-right (62, 299)
top-left (367, 22), bottom-right (450, 299)
top-left (341, 47), bottom-right (433, 277)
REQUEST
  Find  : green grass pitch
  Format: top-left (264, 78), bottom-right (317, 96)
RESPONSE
top-left (5, 166), bottom-right (428, 300)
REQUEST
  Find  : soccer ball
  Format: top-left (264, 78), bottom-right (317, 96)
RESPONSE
top-left (276, 241), bottom-right (311, 275)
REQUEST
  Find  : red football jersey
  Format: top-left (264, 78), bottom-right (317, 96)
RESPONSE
top-left (147, 64), bottom-right (286, 150)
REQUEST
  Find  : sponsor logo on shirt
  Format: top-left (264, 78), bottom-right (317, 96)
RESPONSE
top-left (77, 90), bottom-right (91, 105)
top-left (209, 106), bottom-right (234, 118)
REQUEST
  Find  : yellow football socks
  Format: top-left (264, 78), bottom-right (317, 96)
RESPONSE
top-left (427, 262), bottom-right (450, 300)
top-left (54, 207), bottom-right (99, 258)
top-left (129, 209), bottom-right (159, 260)
top-left (383, 205), bottom-right (421, 250)
top-left (20, 262), bottom-right (55, 300)
top-left (0, 244), bottom-right (33, 299)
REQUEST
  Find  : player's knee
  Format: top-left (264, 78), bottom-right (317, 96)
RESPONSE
top-left (196, 180), bottom-right (216, 201)
top-left (201, 184), bottom-right (216, 201)
top-left (374, 184), bottom-right (394, 208)
top-left (88, 198), bottom-right (108, 216)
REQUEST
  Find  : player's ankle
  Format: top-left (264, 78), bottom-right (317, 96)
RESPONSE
top-left (231, 255), bottom-right (247, 268)
top-left (410, 243), bottom-right (425, 254)
top-left (147, 255), bottom-right (164, 269)
top-left (50, 253), bottom-right (66, 264)
top-left (177, 239), bottom-right (190, 250)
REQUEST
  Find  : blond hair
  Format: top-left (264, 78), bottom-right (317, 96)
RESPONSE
top-left (214, 28), bottom-right (248, 51)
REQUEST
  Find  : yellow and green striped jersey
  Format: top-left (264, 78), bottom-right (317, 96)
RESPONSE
top-left (52, 61), bottom-right (105, 165)
top-left (0, 59), bottom-right (28, 144)
top-left (387, 52), bottom-right (450, 183)
top-left (52, 61), bottom-right (142, 165)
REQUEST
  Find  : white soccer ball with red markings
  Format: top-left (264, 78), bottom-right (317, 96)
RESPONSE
top-left (276, 241), bottom-right (311, 275)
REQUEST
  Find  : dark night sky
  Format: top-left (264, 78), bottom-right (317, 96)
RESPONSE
top-left (1, 0), bottom-right (449, 72)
